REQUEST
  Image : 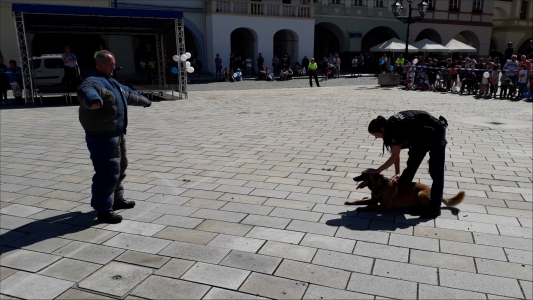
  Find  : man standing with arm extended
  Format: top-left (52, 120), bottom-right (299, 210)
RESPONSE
top-left (78, 50), bottom-right (152, 224)
top-left (308, 58), bottom-right (320, 87)
top-left (62, 46), bottom-right (78, 92)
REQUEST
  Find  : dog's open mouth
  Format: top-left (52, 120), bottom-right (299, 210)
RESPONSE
top-left (353, 177), bottom-right (368, 190)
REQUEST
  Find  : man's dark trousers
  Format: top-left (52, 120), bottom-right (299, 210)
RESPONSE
top-left (309, 70), bottom-right (319, 87)
top-left (64, 67), bottom-right (77, 91)
top-left (86, 134), bottom-right (127, 212)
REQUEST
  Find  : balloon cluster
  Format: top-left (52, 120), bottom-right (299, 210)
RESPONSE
top-left (172, 52), bottom-right (194, 74)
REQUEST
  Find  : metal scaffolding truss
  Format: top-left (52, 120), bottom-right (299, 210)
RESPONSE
top-left (176, 18), bottom-right (187, 99)
top-left (11, 3), bottom-right (187, 104)
top-left (13, 11), bottom-right (35, 105)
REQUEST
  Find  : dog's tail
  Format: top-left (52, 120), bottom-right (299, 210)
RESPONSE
top-left (441, 191), bottom-right (465, 207)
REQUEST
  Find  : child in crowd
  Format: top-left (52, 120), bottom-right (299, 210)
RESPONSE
top-left (499, 71), bottom-right (508, 98)
top-left (489, 63), bottom-right (499, 98)
top-left (517, 64), bottom-right (528, 99)
top-left (506, 78), bottom-right (517, 99)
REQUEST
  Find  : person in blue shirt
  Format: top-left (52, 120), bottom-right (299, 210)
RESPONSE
top-left (62, 46), bottom-right (78, 92)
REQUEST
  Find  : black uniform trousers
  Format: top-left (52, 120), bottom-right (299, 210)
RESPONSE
top-left (400, 130), bottom-right (446, 208)
top-left (309, 70), bottom-right (320, 87)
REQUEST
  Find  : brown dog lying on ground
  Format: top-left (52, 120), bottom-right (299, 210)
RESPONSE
top-left (345, 173), bottom-right (464, 211)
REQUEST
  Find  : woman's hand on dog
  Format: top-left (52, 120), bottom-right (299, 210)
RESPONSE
top-left (391, 174), bottom-right (401, 182)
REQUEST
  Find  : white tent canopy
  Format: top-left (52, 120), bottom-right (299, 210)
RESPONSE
top-left (411, 39), bottom-right (449, 52)
top-left (445, 39), bottom-right (477, 52)
top-left (370, 38), bottom-right (419, 53)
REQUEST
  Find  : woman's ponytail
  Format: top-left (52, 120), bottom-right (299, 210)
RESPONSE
top-left (368, 116), bottom-right (387, 133)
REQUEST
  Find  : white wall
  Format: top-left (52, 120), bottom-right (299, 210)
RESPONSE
top-left (207, 14), bottom-right (315, 72)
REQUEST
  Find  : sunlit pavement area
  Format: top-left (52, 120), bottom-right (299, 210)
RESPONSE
top-left (1, 80), bottom-right (532, 299)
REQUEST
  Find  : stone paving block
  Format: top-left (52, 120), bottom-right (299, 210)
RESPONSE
top-left (311, 249), bottom-right (373, 273)
top-left (249, 188), bottom-right (290, 199)
top-left (435, 218), bottom-right (499, 234)
top-left (207, 233), bottom-right (265, 252)
top-left (286, 219), bottom-right (338, 236)
top-left (372, 259), bottom-right (438, 285)
top-left (303, 284), bottom-right (373, 300)
top-left (0, 267), bottom-right (17, 281)
top-left (440, 269), bottom-right (523, 298)
top-left (300, 232), bottom-right (355, 253)
top-left (38, 258), bottom-right (101, 282)
top-left (335, 227), bottom-right (389, 244)
top-left (102, 233), bottom-right (171, 254)
top-left (486, 206), bottom-right (532, 219)
top-left (474, 232), bottom-right (532, 251)
top-left (418, 284), bottom-right (486, 299)
top-left (59, 227), bottom-right (117, 244)
top-left (458, 211), bottom-right (521, 227)
top-left (0, 192), bottom-right (25, 203)
top-left (368, 220), bottom-right (414, 235)
top-left (17, 186), bottom-right (54, 196)
top-left (245, 226), bottom-right (304, 244)
top-left (144, 186), bottom-right (187, 196)
top-left (220, 202), bottom-right (274, 215)
top-left (353, 241), bottom-right (409, 262)
top-left (505, 248), bottom-right (532, 265)
top-left (519, 217), bottom-right (532, 228)
top-left (240, 214), bottom-right (291, 229)
top-left (190, 208), bottom-right (247, 223)
top-left (476, 258), bottom-right (532, 281)
top-left (114, 250), bottom-right (170, 269)
top-left (37, 199), bottom-right (83, 211)
top-left (214, 184), bottom-right (254, 195)
top-left (79, 262), bottom-right (152, 298)
top-left (103, 220), bottom-right (165, 237)
top-left (145, 194), bottom-right (190, 205)
top-left (53, 241), bottom-right (124, 264)
top-left (6, 234), bottom-right (72, 253)
top-left (0, 204), bottom-right (43, 217)
top-left (149, 203), bottom-right (199, 217)
top-left (184, 198), bottom-right (227, 209)
top-left (286, 192), bottom-right (328, 203)
top-left (220, 250), bottom-right (282, 274)
top-left (497, 224), bottom-right (533, 239)
top-left (182, 262), bottom-right (250, 290)
top-left (180, 189), bottom-right (224, 200)
top-left (440, 239), bottom-right (507, 261)
top-left (410, 249), bottom-right (476, 272)
top-left (41, 190), bottom-right (88, 202)
top-left (520, 280), bottom-right (532, 299)
top-left (56, 288), bottom-right (114, 299)
top-left (388, 233), bottom-right (439, 251)
top-left (203, 287), bottom-right (267, 300)
top-left (274, 259), bottom-right (350, 289)
top-left (154, 226), bottom-right (217, 244)
top-left (347, 272), bottom-right (417, 299)
top-left (218, 193), bottom-right (267, 205)
top-left (16, 219), bottom-right (73, 236)
top-left (195, 219), bottom-right (252, 236)
top-left (131, 275), bottom-right (210, 299)
top-left (158, 241), bottom-right (231, 264)
top-left (239, 272), bottom-right (308, 300)
top-left (0, 249), bottom-right (61, 272)
top-left (0, 214), bottom-right (33, 230)
top-left (414, 226), bottom-right (474, 243)
top-left (0, 271), bottom-right (74, 299)
top-left (152, 214), bottom-right (204, 228)
top-left (154, 258), bottom-right (195, 279)
top-left (269, 207), bottom-right (322, 222)
top-left (258, 241), bottom-right (317, 262)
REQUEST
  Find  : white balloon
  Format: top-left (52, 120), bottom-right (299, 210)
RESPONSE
top-left (185, 52), bottom-right (191, 59)
top-left (482, 78), bottom-right (488, 84)
top-left (483, 72), bottom-right (490, 78)
top-left (412, 59), bottom-right (418, 64)
top-left (187, 67), bottom-right (194, 73)
top-left (172, 55), bottom-right (180, 62)
top-left (180, 54), bottom-right (187, 61)
top-left (186, 61), bottom-right (191, 68)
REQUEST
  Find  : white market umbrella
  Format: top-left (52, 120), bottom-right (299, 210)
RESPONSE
top-left (370, 38), bottom-right (419, 53)
top-left (411, 39), bottom-right (449, 53)
top-left (445, 39), bottom-right (477, 52)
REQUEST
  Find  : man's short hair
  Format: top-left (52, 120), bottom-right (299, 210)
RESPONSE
top-left (95, 50), bottom-right (114, 64)
top-left (511, 55), bottom-right (517, 58)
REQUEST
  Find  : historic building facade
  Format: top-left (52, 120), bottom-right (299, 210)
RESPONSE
top-left (492, 0), bottom-right (533, 55)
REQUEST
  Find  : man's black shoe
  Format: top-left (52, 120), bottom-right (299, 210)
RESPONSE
top-left (112, 200), bottom-right (136, 210)
top-left (420, 207), bottom-right (441, 219)
top-left (97, 211), bottom-right (123, 224)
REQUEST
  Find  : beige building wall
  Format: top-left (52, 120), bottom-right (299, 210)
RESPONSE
top-left (492, 0), bottom-right (533, 54)
top-left (0, 0), bottom-right (111, 62)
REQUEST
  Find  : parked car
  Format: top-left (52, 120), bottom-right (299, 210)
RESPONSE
top-left (31, 54), bottom-right (80, 86)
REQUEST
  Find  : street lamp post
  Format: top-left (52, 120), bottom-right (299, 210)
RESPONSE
top-left (391, 0), bottom-right (429, 58)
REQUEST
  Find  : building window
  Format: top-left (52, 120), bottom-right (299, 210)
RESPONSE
top-left (472, 0), bottom-right (482, 13)
top-left (352, 0), bottom-right (365, 6)
top-left (330, 0), bottom-right (344, 4)
top-left (375, 0), bottom-right (384, 8)
top-left (520, 1), bottom-right (527, 19)
top-left (449, 0), bottom-right (459, 11)
top-left (427, 0), bottom-right (434, 10)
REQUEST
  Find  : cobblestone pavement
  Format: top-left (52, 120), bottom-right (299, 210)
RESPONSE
top-left (1, 84), bottom-right (532, 300)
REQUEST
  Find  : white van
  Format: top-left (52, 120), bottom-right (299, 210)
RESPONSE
top-left (31, 54), bottom-right (79, 86)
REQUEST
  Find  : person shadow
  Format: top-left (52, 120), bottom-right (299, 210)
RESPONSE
top-left (0, 211), bottom-right (102, 255)
top-left (325, 206), bottom-right (460, 232)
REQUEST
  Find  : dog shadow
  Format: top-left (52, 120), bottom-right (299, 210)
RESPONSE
top-left (325, 206), bottom-right (460, 231)
top-left (0, 211), bottom-right (101, 255)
